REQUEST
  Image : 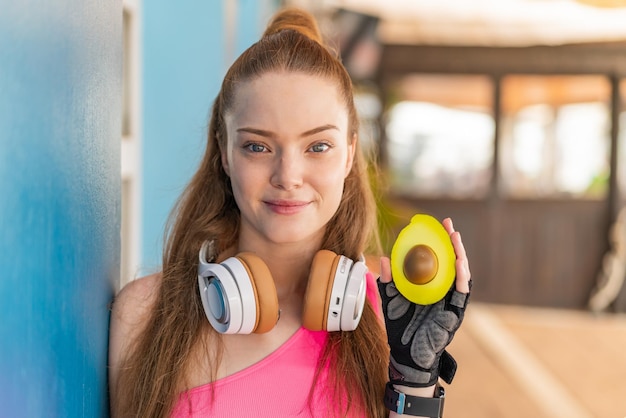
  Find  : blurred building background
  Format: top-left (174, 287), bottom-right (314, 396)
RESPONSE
top-left (122, 1), bottom-right (626, 416)
top-left (123, 0), bottom-right (626, 314)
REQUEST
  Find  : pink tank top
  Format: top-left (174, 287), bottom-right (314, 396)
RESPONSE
top-left (171, 272), bottom-right (380, 417)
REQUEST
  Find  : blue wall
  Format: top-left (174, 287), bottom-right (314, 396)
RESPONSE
top-left (0, 2), bottom-right (121, 417)
top-left (141, 0), bottom-right (278, 274)
top-left (141, 1), bottom-right (224, 273)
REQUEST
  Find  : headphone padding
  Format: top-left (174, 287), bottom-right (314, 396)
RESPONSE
top-left (237, 252), bottom-right (279, 334)
top-left (303, 250), bottom-right (339, 331)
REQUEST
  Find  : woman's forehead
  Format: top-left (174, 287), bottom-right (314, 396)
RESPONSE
top-left (226, 72), bottom-right (349, 131)
top-left (233, 71), bottom-right (341, 101)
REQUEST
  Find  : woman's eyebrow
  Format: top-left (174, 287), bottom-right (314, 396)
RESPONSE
top-left (236, 127), bottom-right (274, 137)
top-left (236, 124), bottom-right (339, 138)
top-left (300, 124), bottom-right (339, 137)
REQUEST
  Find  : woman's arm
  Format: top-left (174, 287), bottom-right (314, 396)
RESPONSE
top-left (108, 274), bottom-right (160, 414)
top-left (380, 218), bottom-right (471, 418)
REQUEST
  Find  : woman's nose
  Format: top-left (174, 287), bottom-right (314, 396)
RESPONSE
top-left (270, 154), bottom-right (303, 190)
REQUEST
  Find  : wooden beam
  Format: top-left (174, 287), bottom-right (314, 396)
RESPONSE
top-left (379, 42), bottom-right (626, 79)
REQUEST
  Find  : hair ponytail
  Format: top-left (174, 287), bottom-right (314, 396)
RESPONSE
top-left (263, 8), bottom-right (324, 45)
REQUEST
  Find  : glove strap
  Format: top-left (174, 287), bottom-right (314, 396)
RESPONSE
top-left (383, 383), bottom-right (445, 417)
top-left (389, 350), bottom-right (458, 388)
top-left (438, 350), bottom-right (457, 384)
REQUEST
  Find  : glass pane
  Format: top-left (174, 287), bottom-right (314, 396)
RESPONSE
top-left (385, 75), bottom-right (494, 198)
top-left (122, 9), bottom-right (132, 138)
top-left (500, 75), bottom-right (610, 199)
top-left (355, 87), bottom-right (382, 155)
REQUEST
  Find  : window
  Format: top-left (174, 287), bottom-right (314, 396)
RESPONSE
top-left (354, 86), bottom-right (382, 155)
top-left (121, 0), bottom-right (141, 290)
top-left (500, 75), bottom-right (610, 199)
top-left (617, 79), bottom-right (626, 199)
top-left (385, 74), bottom-right (494, 198)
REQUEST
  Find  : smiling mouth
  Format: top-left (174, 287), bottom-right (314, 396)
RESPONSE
top-left (264, 200), bottom-right (310, 215)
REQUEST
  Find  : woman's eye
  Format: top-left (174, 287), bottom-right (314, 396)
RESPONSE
top-left (310, 143), bottom-right (330, 153)
top-left (245, 143), bottom-right (267, 153)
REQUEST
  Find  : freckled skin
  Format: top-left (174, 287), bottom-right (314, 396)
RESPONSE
top-left (222, 72), bottom-right (355, 249)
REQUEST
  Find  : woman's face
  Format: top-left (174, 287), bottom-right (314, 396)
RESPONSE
top-left (223, 71), bottom-right (355, 249)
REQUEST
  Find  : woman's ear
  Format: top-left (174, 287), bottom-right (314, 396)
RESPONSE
top-left (221, 150), bottom-right (230, 177)
top-left (345, 133), bottom-right (357, 178)
top-left (216, 126), bottom-right (231, 177)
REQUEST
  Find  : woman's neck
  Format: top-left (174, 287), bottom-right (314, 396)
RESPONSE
top-left (238, 235), bottom-right (323, 298)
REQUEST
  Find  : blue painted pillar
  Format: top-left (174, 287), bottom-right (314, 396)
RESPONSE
top-left (140, 0), bottom-right (278, 274)
top-left (0, 2), bottom-right (122, 417)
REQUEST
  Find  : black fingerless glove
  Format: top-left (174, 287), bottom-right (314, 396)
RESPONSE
top-left (378, 280), bottom-right (470, 387)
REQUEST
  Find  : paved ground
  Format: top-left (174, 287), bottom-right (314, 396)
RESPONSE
top-left (443, 303), bottom-right (626, 418)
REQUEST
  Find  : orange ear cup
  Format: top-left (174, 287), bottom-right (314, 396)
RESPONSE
top-left (237, 252), bottom-right (280, 333)
top-left (302, 250), bottom-right (339, 331)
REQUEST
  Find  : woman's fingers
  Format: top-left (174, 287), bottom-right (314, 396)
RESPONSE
top-left (379, 256), bottom-right (392, 283)
top-left (442, 217), bottom-right (455, 235)
top-left (443, 218), bottom-right (471, 294)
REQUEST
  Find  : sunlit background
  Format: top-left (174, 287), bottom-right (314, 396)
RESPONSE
top-left (122, 0), bottom-right (626, 418)
top-left (120, 1), bottom-right (626, 304)
top-left (117, 1), bottom-right (626, 416)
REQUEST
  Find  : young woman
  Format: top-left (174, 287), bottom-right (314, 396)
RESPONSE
top-left (109, 8), bottom-right (471, 418)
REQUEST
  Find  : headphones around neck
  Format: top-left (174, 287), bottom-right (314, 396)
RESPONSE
top-left (197, 241), bottom-right (368, 334)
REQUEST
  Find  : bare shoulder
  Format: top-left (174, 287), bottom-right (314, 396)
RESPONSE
top-left (112, 273), bottom-right (161, 322)
top-left (109, 274), bottom-right (161, 383)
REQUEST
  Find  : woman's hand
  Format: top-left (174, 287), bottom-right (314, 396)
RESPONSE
top-left (441, 217), bottom-right (471, 293)
top-left (378, 217), bottom-right (471, 388)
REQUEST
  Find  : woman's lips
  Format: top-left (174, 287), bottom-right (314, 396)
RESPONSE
top-left (264, 199), bottom-right (310, 215)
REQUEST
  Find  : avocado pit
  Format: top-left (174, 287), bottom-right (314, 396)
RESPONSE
top-left (403, 244), bottom-right (438, 285)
